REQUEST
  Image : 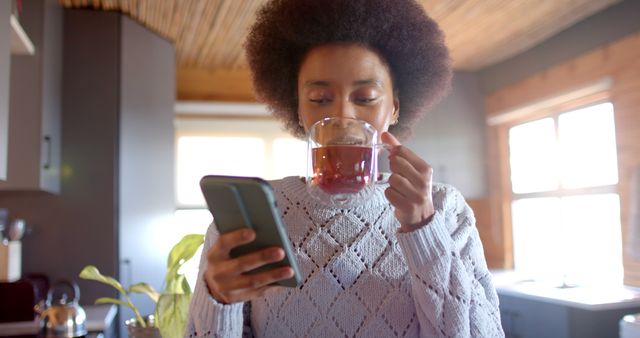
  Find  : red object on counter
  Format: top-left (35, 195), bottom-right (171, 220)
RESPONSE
top-left (0, 274), bottom-right (49, 323)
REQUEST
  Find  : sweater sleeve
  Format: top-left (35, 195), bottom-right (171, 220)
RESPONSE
top-left (395, 185), bottom-right (504, 338)
top-left (185, 223), bottom-right (248, 338)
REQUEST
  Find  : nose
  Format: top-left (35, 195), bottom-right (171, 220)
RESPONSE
top-left (333, 98), bottom-right (357, 120)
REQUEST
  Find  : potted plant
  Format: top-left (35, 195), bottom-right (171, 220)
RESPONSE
top-left (79, 234), bottom-right (204, 338)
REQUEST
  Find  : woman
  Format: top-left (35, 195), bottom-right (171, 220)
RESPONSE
top-left (187, 0), bottom-right (504, 337)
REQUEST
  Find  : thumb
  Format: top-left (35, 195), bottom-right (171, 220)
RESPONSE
top-left (381, 131), bottom-right (402, 148)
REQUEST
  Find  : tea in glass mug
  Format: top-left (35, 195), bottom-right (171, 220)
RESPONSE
top-left (306, 117), bottom-right (386, 206)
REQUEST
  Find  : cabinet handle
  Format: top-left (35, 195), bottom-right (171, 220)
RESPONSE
top-left (43, 135), bottom-right (52, 170)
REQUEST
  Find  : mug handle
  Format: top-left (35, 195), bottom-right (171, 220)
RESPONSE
top-left (373, 143), bottom-right (393, 184)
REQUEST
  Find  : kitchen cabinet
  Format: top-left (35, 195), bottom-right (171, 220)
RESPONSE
top-left (0, 0), bottom-right (61, 193)
top-left (10, 15), bottom-right (35, 55)
top-left (0, 5), bottom-right (175, 335)
top-left (499, 291), bottom-right (640, 338)
top-left (0, 8), bottom-right (174, 337)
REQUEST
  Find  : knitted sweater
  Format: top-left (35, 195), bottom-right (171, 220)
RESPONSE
top-left (187, 176), bottom-right (504, 337)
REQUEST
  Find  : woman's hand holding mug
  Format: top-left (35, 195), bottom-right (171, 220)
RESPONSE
top-left (381, 132), bottom-right (435, 233)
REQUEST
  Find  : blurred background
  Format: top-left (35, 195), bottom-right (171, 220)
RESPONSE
top-left (1, 0), bottom-right (640, 337)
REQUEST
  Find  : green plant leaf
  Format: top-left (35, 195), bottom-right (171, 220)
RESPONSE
top-left (166, 274), bottom-right (190, 295)
top-left (165, 234), bottom-right (204, 290)
top-left (96, 297), bottom-right (146, 328)
top-left (167, 234), bottom-right (204, 270)
top-left (165, 275), bottom-right (180, 294)
top-left (181, 275), bottom-right (192, 296)
top-left (79, 265), bottom-right (127, 296)
top-left (156, 293), bottom-right (191, 338)
top-left (129, 283), bottom-right (160, 303)
top-left (79, 265), bottom-right (146, 328)
top-left (95, 297), bottom-right (130, 307)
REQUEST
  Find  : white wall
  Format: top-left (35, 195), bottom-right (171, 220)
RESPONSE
top-left (118, 14), bottom-right (176, 331)
top-left (479, 0), bottom-right (640, 94)
top-left (404, 72), bottom-right (487, 199)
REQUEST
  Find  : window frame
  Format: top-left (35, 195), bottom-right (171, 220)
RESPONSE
top-left (508, 99), bottom-right (618, 202)
top-left (488, 89), bottom-right (618, 269)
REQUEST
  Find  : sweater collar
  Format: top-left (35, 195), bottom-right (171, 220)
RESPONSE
top-left (272, 175), bottom-right (391, 210)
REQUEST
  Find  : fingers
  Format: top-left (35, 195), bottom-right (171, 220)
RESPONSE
top-left (389, 155), bottom-right (429, 190)
top-left (381, 132), bottom-right (435, 229)
top-left (384, 185), bottom-right (406, 209)
top-left (209, 266), bottom-right (294, 304)
top-left (387, 173), bottom-right (424, 201)
top-left (223, 285), bottom-right (272, 304)
top-left (384, 190), bottom-right (411, 227)
top-left (216, 266), bottom-right (294, 293)
top-left (209, 228), bottom-right (255, 261)
top-left (381, 131), bottom-right (401, 147)
top-left (381, 132), bottom-right (431, 178)
top-left (382, 132), bottom-right (432, 195)
top-left (224, 247), bottom-right (285, 275)
top-left (384, 185), bottom-right (426, 219)
top-left (389, 147), bottom-right (431, 178)
top-left (204, 228), bottom-right (296, 304)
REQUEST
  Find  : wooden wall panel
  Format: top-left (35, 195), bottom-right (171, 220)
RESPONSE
top-left (468, 198), bottom-right (504, 268)
top-left (486, 34), bottom-right (640, 115)
top-left (485, 32), bottom-right (640, 286)
top-left (176, 67), bottom-right (255, 101)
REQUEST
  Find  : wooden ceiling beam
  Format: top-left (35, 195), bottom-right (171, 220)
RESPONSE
top-left (176, 67), bottom-right (256, 102)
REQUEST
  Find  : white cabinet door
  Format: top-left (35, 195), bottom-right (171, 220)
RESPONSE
top-left (0, 0), bottom-right (61, 193)
top-left (0, 1), bottom-right (11, 181)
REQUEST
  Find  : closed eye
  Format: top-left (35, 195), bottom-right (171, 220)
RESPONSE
top-left (355, 97), bottom-right (379, 104)
top-left (310, 97), bottom-right (332, 105)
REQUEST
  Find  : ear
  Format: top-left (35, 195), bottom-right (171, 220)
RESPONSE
top-left (297, 113), bottom-right (305, 128)
top-left (392, 96), bottom-right (400, 122)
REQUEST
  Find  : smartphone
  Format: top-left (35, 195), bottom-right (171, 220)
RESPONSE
top-left (199, 175), bottom-right (301, 287)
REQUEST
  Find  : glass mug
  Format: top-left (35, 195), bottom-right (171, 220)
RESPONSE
top-left (306, 117), bottom-right (386, 206)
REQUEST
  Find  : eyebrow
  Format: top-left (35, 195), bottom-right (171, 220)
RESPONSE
top-left (304, 80), bottom-right (330, 87)
top-left (304, 79), bottom-right (383, 87)
top-left (353, 79), bottom-right (382, 87)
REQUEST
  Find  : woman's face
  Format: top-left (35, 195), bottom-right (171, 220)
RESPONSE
top-left (297, 44), bottom-right (399, 137)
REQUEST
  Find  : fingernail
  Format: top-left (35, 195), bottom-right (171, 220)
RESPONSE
top-left (271, 248), bottom-right (284, 260)
top-left (282, 268), bottom-right (294, 278)
top-left (243, 229), bottom-right (254, 239)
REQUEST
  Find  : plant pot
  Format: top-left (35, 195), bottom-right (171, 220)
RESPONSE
top-left (125, 315), bottom-right (161, 338)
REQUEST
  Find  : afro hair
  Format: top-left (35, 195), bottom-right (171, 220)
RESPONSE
top-left (245, 0), bottom-right (452, 139)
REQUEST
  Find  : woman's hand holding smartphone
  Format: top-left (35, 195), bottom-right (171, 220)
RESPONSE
top-left (204, 228), bottom-right (294, 304)
top-left (200, 175), bottom-right (302, 304)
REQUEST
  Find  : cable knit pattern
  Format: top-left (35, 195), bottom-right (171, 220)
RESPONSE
top-left (186, 176), bottom-right (504, 338)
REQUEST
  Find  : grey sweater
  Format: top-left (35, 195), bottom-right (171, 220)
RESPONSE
top-left (186, 176), bottom-right (504, 337)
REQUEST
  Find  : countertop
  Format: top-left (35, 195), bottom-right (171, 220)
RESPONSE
top-left (492, 270), bottom-right (640, 311)
top-left (0, 304), bottom-right (116, 336)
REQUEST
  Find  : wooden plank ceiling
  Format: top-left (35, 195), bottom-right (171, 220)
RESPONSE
top-left (60, 0), bottom-right (620, 101)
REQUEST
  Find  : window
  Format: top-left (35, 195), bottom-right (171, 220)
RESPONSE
top-left (173, 117), bottom-right (307, 287)
top-left (508, 102), bottom-right (623, 286)
top-left (177, 136), bottom-right (266, 207)
top-left (175, 118), bottom-right (307, 208)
